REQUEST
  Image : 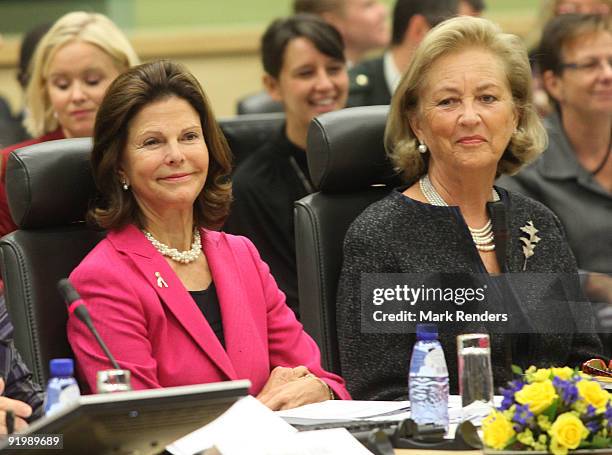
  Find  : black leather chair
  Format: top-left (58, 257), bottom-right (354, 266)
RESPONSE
top-left (0, 138), bottom-right (104, 385)
top-left (294, 106), bottom-right (402, 375)
top-left (218, 112), bottom-right (284, 168)
top-left (236, 91), bottom-right (283, 115)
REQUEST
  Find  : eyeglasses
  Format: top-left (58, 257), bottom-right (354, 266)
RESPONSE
top-left (560, 57), bottom-right (612, 74)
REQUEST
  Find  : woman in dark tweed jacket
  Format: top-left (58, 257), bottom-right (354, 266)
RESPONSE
top-left (336, 16), bottom-right (604, 401)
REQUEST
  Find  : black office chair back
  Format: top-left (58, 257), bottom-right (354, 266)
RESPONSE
top-left (236, 91), bottom-right (283, 115)
top-left (218, 113), bottom-right (284, 168)
top-left (0, 138), bottom-right (104, 385)
top-left (295, 106), bottom-right (401, 374)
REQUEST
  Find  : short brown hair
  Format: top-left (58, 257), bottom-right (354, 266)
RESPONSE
top-left (539, 13), bottom-right (611, 76)
top-left (261, 14), bottom-right (345, 79)
top-left (386, 16), bottom-right (547, 181)
top-left (90, 60), bottom-right (232, 230)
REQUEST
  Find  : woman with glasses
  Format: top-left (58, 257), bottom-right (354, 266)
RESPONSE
top-left (500, 14), bottom-right (612, 355)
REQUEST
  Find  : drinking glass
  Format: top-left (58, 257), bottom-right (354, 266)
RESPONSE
top-left (457, 334), bottom-right (494, 418)
top-left (96, 369), bottom-right (132, 393)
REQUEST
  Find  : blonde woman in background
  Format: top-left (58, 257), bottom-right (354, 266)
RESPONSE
top-left (0, 11), bottom-right (139, 237)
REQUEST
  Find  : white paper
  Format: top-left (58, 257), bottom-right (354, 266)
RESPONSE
top-left (166, 395), bottom-right (297, 455)
top-left (290, 428), bottom-right (374, 455)
top-left (218, 428), bottom-right (374, 455)
top-left (276, 400), bottom-right (410, 421)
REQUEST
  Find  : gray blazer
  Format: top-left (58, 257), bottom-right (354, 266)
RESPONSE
top-left (336, 188), bottom-right (603, 400)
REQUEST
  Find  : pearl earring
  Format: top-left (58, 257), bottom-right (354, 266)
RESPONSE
top-left (122, 179), bottom-right (129, 191)
top-left (418, 142), bottom-right (428, 154)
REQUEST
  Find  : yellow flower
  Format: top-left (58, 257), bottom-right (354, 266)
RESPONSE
top-left (516, 380), bottom-right (558, 414)
top-left (550, 437), bottom-right (569, 455)
top-left (552, 367), bottom-right (574, 381)
top-left (526, 367), bottom-right (550, 383)
top-left (576, 379), bottom-right (610, 411)
top-left (572, 399), bottom-right (587, 414)
top-left (502, 406), bottom-right (515, 421)
top-left (538, 414), bottom-right (552, 431)
top-left (534, 433), bottom-right (548, 451)
top-left (517, 428), bottom-right (535, 446)
top-left (483, 410), bottom-right (515, 450)
top-left (549, 412), bottom-right (589, 451)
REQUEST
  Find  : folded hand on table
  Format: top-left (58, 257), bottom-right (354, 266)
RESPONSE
top-left (256, 366), bottom-right (331, 411)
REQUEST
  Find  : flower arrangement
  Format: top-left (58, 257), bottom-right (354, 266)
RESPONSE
top-left (483, 366), bottom-right (612, 455)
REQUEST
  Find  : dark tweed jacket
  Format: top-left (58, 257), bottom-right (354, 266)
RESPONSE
top-left (336, 188), bottom-right (603, 400)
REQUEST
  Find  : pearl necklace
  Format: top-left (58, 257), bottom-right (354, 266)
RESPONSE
top-left (144, 229), bottom-right (202, 264)
top-left (419, 174), bottom-right (498, 252)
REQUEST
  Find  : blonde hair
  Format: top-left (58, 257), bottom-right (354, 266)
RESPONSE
top-left (385, 16), bottom-right (547, 182)
top-left (24, 11), bottom-right (139, 137)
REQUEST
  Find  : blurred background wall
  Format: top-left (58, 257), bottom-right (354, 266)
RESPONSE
top-left (0, 0), bottom-right (538, 117)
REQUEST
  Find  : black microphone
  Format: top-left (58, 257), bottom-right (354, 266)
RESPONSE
top-left (57, 278), bottom-right (121, 370)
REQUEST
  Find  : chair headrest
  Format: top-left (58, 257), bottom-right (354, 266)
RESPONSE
top-left (7, 138), bottom-right (94, 229)
top-left (306, 106), bottom-right (402, 192)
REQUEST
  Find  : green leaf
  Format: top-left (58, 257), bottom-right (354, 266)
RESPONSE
top-left (511, 365), bottom-right (523, 376)
top-left (542, 399), bottom-right (559, 421)
top-left (503, 435), bottom-right (518, 450)
top-left (591, 435), bottom-right (611, 449)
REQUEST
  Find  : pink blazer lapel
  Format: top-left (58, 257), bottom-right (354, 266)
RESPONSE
top-left (108, 225), bottom-right (237, 380)
top-left (203, 230), bottom-right (260, 382)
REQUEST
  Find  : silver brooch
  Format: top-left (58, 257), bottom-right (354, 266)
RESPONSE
top-left (520, 221), bottom-right (541, 271)
top-left (155, 272), bottom-right (168, 288)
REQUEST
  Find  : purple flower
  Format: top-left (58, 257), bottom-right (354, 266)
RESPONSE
top-left (552, 376), bottom-right (578, 404)
top-left (512, 403), bottom-right (534, 431)
top-left (605, 402), bottom-right (612, 429)
top-left (586, 420), bottom-right (600, 433)
top-left (499, 380), bottom-right (524, 410)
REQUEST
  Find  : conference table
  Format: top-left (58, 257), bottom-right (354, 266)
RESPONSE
top-left (397, 450), bottom-right (481, 454)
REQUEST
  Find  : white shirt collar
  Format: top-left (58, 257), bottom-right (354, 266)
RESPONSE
top-left (383, 50), bottom-right (401, 96)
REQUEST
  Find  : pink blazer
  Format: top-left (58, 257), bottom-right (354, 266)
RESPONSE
top-left (67, 225), bottom-right (350, 399)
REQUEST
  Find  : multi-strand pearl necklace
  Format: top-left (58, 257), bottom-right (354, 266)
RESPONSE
top-left (144, 229), bottom-right (202, 264)
top-left (419, 174), bottom-right (498, 252)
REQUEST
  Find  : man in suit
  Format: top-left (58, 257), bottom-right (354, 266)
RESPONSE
top-left (0, 23), bottom-right (52, 149)
top-left (347, 0), bottom-right (458, 107)
top-left (459, 0), bottom-right (485, 17)
top-left (293, 0), bottom-right (390, 66)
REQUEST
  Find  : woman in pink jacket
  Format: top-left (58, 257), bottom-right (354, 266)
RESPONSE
top-left (67, 60), bottom-right (350, 409)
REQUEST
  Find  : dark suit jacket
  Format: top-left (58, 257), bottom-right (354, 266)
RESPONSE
top-left (0, 98), bottom-right (28, 150)
top-left (347, 56), bottom-right (391, 107)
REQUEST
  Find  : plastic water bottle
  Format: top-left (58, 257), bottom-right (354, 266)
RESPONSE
top-left (409, 324), bottom-right (449, 430)
top-left (44, 358), bottom-right (81, 416)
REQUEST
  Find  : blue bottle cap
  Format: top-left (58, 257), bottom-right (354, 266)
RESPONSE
top-left (416, 323), bottom-right (438, 341)
top-left (49, 358), bottom-right (74, 377)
